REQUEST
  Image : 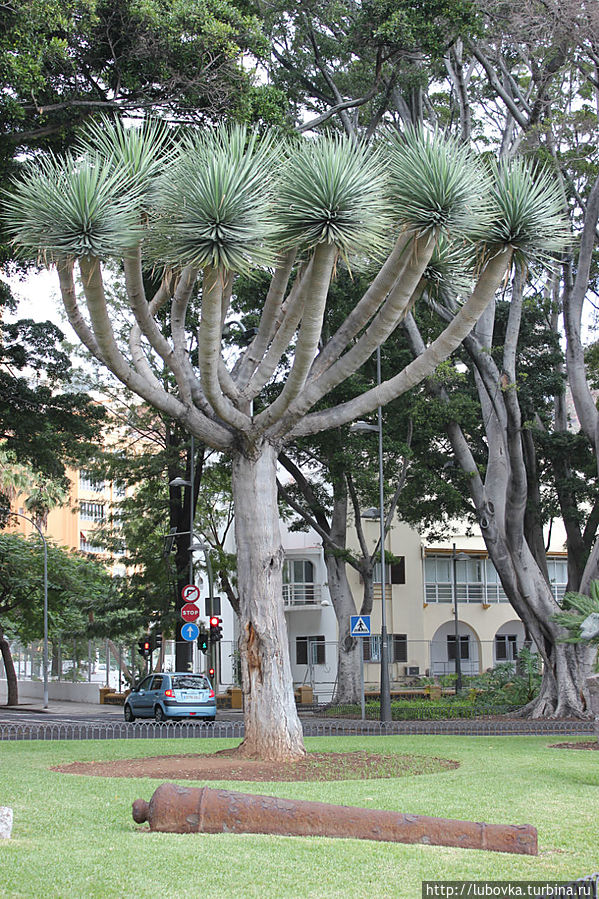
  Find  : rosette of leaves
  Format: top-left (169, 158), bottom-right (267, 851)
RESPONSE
top-left (275, 133), bottom-right (392, 261)
top-left (552, 580), bottom-right (599, 669)
top-left (486, 157), bottom-right (571, 267)
top-left (150, 124), bottom-right (282, 273)
top-left (386, 125), bottom-right (493, 240)
top-left (422, 234), bottom-right (474, 301)
top-left (2, 151), bottom-right (144, 262)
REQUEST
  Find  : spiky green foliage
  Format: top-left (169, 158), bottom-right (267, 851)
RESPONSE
top-left (77, 116), bottom-right (175, 201)
top-left (152, 125), bottom-right (280, 272)
top-left (552, 580), bottom-right (599, 659)
top-left (386, 126), bottom-right (492, 238)
top-left (422, 234), bottom-right (474, 299)
top-left (488, 157), bottom-right (571, 265)
top-left (276, 134), bottom-right (391, 258)
top-left (2, 152), bottom-right (142, 260)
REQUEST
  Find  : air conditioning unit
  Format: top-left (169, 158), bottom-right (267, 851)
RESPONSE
top-left (404, 666), bottom-right (420, 676)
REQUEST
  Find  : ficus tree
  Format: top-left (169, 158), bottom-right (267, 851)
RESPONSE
top-left (2, 118), bottom-right (568, 760)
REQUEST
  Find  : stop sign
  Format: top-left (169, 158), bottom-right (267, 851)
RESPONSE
top-left (181, 602), bottom-right (200, 623)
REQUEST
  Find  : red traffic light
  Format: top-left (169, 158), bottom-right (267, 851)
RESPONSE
top-left (208, 667), bottom-right (215, 677)
top-left (143, 641), bottom-right (150, 652)
top-left (209, 616), bottom-right (219, 628)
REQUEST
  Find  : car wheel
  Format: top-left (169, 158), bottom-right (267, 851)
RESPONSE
top-left (124, 704), bottom-right (135, 723)
top-left (154, 705), bottom-right (166, 722)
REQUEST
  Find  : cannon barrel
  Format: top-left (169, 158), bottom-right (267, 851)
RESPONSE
top-left (132, 783), bottom-right (537, 855)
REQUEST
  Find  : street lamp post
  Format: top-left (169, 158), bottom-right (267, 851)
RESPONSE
top-left (169, 434), bottom-right (196, 670)
top-left (189, 539), bottom-right (215, 677)
top-left (1, 508), bottom-right (49, 708)
top-left (451, 545), bottom-right (469, 694)
top-left (350, 345), bottom-right (392, 724)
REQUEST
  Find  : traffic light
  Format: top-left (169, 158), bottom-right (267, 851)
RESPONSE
top-left (209, 616), bottom-right (223, 643)
top-left (197, 626), bottom-right (209, 654)
top-left (138, 637), bottom-right (151, 659)
top-left (208, 667), bottom-right (215, 679)
top-left (154, 633), bottom-right (163, 650)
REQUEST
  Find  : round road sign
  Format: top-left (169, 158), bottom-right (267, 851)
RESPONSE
top-left (181, 622), bottom-right (199, 642)
top-left (181, 584), bottom-right (200, 603)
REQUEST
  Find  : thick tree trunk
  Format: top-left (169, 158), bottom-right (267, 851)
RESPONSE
top-left (232, 442), bottom-right (305, 760)
top-left (325, 553), bottom-right (361, 704)
top-left (481, 519), bottom-right (594, 718)
top-left (0, 624), bottom-right (18, 706)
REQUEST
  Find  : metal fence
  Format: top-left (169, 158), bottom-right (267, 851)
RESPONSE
top-left (0, 717), bottom-right (594, 742)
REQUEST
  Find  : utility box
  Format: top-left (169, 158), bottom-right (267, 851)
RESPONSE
top-left (296, 685), bottom-right (313, 705)
top-left (228, 686), bottom-right (243, 710)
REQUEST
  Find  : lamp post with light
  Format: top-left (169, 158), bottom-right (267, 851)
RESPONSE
top-left (168, 434), bottom-right (197, 671)
top-left (1, 508), bottom-right (49, 708)
top-left (350, 346), bottom-right (392, 724)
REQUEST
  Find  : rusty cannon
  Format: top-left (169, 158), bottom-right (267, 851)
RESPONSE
top-left (132, 783), bottom-right (538, 855)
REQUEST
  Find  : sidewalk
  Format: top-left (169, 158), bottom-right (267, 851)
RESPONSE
top-left (0, 698), bottom-right (123, 716)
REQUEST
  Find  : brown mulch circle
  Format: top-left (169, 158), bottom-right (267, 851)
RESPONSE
top-left (549, 741), bottom-right (599, 750)
top-left (52, 750), bottom-right (459, 782)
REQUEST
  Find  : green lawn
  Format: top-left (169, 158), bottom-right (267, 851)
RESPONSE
top-left (0, 735), bottom-right (597, 898)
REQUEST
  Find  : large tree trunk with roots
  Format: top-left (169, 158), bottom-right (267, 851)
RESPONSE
top-left (232, 442), bottom-right (305, 760)
top-left (405, 285), bottom-right (596, 718)
top-left (482, 525), bottom-right (594, 717)
top-left (0, 624), bottom-right (18, 706)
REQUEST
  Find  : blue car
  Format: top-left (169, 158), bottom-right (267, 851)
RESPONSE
top-left (124, 672), bottom-right (216, 723)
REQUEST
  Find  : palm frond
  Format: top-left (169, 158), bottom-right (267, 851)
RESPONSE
top-left (386, 126), bottom-right (493, 239)
top-left (2, 152), bottom-right (143, 260)
top-left (488, 157), bottom-right (570, 266)
top-left (275, 134), bottom-right (392, 259)
top-left (150, 124), bottom-right (281, 273)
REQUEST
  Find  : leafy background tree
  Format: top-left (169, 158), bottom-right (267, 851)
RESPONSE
top-left (0, 533), bottom-right (116, 704)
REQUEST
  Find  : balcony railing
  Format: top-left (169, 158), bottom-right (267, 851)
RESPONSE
top-left (283, 583), bottom-right (323, 607)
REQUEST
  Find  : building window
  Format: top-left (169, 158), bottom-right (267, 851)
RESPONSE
top-left (447, 634), bottom-right (470, 661)
top-left (392, 634), bottom-right (408, 663)
top-left (495, 634), bottom-right (518, 661)
top-left (296, 635), bottom-right (325, 666)
top-left (80, 501), bottom-right (105, 522)
top-left (425, 554), bottom-right (508, 603)
top-left (363, 634), bottom-right (407, 663)
top-left (79, 470), bottom-right (105, 492)
top-left (547, 558), bottom-right (568, 601)
top-left (373, 559), bottom-right (405, 584)
top-left (283, 559), bottom-right (317, 604)
top-left (113, 480), bottom-right (126, 498)
top-left (79, 533), bottom-right (104, 554)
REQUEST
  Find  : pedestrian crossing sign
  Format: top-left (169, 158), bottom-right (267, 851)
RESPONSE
top-left (350, 615), bottom-right (371, 636)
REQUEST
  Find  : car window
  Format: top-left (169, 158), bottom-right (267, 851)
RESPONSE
top-left (137, 676), bottom-right (153, 691)
top-left (150, 675), bottom-right (164, 690)
top-left (171, 675), bottom-right (209, 690)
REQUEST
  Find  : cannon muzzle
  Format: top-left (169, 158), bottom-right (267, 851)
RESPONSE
top-left (132, 783), bottom-right (537, 855)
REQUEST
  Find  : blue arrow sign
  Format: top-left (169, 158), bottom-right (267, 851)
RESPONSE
top-left (181, 622), bottom-right (199, 642)
top-left (350, 615), bottom-right (371, 636)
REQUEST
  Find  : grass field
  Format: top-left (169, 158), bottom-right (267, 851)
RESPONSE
top-left (0, 734), bottom-right (597, 899)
